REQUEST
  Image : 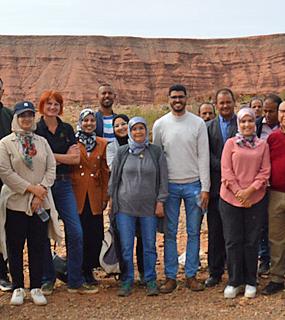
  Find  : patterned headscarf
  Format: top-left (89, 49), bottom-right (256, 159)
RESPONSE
top-left (236, 107), bottom-right (257, 148)
top-left (12, 114), bottom-right (37, 170)
top-left (75, 108), bottom-right (97, 152)
top-left (128, 116), bottom-right (149, 155)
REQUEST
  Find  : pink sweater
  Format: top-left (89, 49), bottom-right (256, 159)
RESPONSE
top-left (220, 137), bottom-right (271, 207)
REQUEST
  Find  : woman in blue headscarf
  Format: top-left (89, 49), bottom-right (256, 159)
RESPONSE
top-left (109, 116), bottom-right (168, 297)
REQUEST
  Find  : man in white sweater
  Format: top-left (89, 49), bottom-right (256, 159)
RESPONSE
top-left (153, 84), bottom-right (210, 293)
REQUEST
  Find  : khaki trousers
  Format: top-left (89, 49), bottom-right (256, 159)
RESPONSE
top-left (268, 190), bottom-right (285, 283)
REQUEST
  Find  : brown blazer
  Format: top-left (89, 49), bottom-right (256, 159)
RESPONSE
top-left (71, 137), bottom-right (109, 215)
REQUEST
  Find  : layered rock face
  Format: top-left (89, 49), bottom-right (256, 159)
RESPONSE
top-left (0, 34), bottom-right (284, 106)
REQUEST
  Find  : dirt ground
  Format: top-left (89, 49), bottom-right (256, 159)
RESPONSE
top-left (1, 208), bottom-right (285, 320)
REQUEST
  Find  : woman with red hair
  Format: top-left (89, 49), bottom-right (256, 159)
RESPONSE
top-left (36, 90), bottom-right (98, 294)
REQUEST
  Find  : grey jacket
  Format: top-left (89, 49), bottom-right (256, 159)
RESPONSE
top-left (108, 144), bottom-right (168, 214)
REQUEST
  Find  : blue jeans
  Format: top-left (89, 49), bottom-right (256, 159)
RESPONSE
top-left (116, 212), bottom-right (157, 284)
top-left (164, 181), bottom-right (202, 279)
top-left (42, 178), bottom-right (84, 288)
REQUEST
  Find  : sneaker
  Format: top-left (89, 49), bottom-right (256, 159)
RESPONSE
top-left (146, 280), bottom-right (159, 296)
top-left (41, 282), bottom-right (54, 296)
top-left (30, 288), bottom-right (47, 306)
top-left (10, 288), bottom-right (26, 306)
top-left (160, 278), bottom-right (177, 294)
top-left (67, 283), bottom-right (99, 294)
top-left (117, 281), bottom-right (132, 297)
top-left (224, 285), bottom-right (242, 299)
top-left (244, 284), bottom-right (256, 298)
top-left (185, 277), bottom-right (205, 291)
top-left (258, 262), bottom-right (270, 276)
top-left (0, 278), bottom-right (13, 292)
top-left (261, 281), bottom-right (284, 295)
top-left (84, 271), bottom-right (99, 286)
top-left (205, 276), bottom-right (221, 288)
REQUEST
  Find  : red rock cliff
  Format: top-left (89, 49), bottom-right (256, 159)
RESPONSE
top-left (0, 34), bottom-right (284, 106)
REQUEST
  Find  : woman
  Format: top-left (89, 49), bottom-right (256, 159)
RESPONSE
top-left (107, 114), bottom-right (144, 283)
top-left (0, 101), bottom-right (62, 305)
top-left (71, 109), bottom-right (109, 284)
top-left (109, 116), bottom-right (168, 297)
top-left (220, 108), bottom-right (270, 299)
top-left (36, 91), bottom-right (97, 294)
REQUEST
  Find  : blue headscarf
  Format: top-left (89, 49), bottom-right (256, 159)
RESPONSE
top-left (128, 116), bottom-right (149, 155)
top-left (76, 108), bottom-right (97, 152)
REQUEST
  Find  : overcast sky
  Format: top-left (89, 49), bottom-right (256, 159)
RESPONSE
top-left (1, 0), bottom-right (284, 39)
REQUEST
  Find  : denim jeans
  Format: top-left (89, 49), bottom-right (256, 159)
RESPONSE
top-left (164, 181), bottom-right (202, 279)
top-left (116, 212), bottom-right (157, 284)
top-left (42, 178), bottom-right (84, 288)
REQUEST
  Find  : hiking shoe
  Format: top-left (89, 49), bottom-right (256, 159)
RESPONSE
top-left (0, 278), bottom-right (13, 292)
top-left (138, 273), bottom-right (146, 287)
top-left (160, 278), bottom-right (177, 294)
top-left (244, 284), bottom-right (256, 298)
top-left (224, 285), bottom-right (242, 299)
top-left (41, 281), bottom-right (54, 296)
top-left (30, 288), bottom-right (47, 306)
top-left (261, 281), bottom-right (284, 295)
top-left (10, 288), bottom-right (26, 305)
top-left (146, 280), bottom-right (159, 296)
top-left (117, 282), bottom-right (132, 297)
top-left (67, 283), bottom-right (99, 294)
top-left (185, 277), bottom-right (205, 291)
top-left (258, 262), bottom-right (270, 276)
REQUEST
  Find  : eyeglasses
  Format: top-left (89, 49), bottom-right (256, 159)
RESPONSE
top-left (170, 95), bottom-right (186, 100)
top-left (114, 122), bottom-right (128, 128)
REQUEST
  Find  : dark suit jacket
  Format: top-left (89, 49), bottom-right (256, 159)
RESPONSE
top-left (255, 116), bottom-right (264, 138)
top-left (207, 115), bottom-right (238, 198)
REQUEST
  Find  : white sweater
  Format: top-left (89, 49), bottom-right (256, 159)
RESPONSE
top-left (153, 111), bottom-right (210, 192)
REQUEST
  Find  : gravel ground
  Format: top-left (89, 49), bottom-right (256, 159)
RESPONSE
top-left (1, 208), bottom-right (285, 320)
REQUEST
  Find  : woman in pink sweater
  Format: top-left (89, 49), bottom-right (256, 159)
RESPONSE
top-left (220, 108), bottom-right (270, 299)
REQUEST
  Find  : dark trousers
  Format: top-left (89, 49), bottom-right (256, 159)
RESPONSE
top-left (220, 197), bottom-right (266, 287)
top-left (258, 193), bottom-right (270, 264)
top-left (5, 209), bottom-right (48, 289)
top-left (0, 254), bottom-right (8, 280)
top-left (80, 196), bottom-right (104, 273)
top-left (207, 197), bottom-right (226, 278)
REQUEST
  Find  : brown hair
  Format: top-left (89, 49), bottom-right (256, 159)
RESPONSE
top-left (38, 90), bottom-right (64, 115)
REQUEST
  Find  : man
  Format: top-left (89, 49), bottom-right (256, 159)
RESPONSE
top-left (0, 78), bottom-right (13, 291)
top-left (95, 83), bottom-right (117, 142)
top-left (261, 100), bottom-right (285, 295)
top-left (153, 84), bottom-right (210, 293)
top-left (198, 102), bottom-right (216, 122)
top-left (256, 94), bottom-right (281, 276)
top-left (205, 88), bottom-right (238, 287)
top-left (249, 97), bottom-right (263, 120)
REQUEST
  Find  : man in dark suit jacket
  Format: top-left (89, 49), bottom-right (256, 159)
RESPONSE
top-left (255, 93), bottom-right (281, 276)
top-left (205, 88), bottom-right (238, 287)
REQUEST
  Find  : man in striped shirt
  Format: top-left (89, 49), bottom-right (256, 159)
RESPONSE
top-left (95, 84), bottom-right (117, 142)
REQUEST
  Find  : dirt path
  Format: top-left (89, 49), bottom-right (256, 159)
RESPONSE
top-left (1, 209), bottom-right (285, 320)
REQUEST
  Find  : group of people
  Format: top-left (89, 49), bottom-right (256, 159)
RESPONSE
top-left (0, 78), bottom-right (284, 306)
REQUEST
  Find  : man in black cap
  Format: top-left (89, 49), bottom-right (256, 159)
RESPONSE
top-left (0, 78), bottom-right (13, 291)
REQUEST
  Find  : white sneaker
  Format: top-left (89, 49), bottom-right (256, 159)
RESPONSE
top-left (30, 288), bottom-right (47, 306)
top-left (244, 284), bottom-right (256, 298)
top-left (10, 288), bottom-right (26, 305)
top-left (224, 285), bottom-right (241, 299)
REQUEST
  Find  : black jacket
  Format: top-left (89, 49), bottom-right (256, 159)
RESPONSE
top-left (207, 115), bottom-right (238, 197)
